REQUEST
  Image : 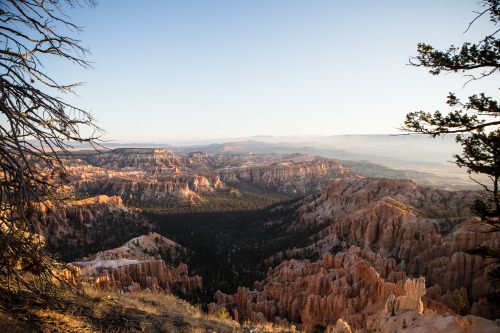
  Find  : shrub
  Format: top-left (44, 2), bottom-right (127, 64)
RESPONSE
top-left (449, 294), bottom-right (466, 314)
top-left (217, 307), bottom-right (232, 321)
top-left (312, 323), bottom-right (327, 333)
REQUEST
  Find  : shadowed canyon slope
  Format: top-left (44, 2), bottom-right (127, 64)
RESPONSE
top-left (32, 195), bottom-right (152, 261)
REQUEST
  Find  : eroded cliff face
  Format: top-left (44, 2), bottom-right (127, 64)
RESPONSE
top-left (209, 247), bottom-right (406, 332)
top-left (68, 150), bottom-right (357, 205)
top-left (73, 238), bottom-right (202, 296)
top-left (217, 160), bottom-right (356, 197)
top-left (33, 195), bottom-right (135, 240)
top-left (31, 195), bottom-right (152, 262)
top-left (82, 149), bottom-right (193, 170)
top-left (210, 177), bottom-right (499, 331)
top-left (73, 174), bottom-right (222, 204)
top-left (294, 178), bottom-right (498, 309)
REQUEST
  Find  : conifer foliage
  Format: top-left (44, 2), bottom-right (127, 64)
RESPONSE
top-left (403, 0), bottom-right (500, 303)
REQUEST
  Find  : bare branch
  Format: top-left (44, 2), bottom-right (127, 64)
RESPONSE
top-left (0, 0), bottom-right (101, 292)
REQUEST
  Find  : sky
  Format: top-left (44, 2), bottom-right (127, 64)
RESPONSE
top-left (43, 0), bottom-right (499, 143)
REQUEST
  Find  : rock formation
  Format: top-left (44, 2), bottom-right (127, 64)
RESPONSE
top-left (75, 259), bottom-right (202, 295)
top-left (31, 195), bottom-right (152, 262)
top-left (384, 277), bottom-right (426, 315)
top-left (327, 319), bottom-right (351, 333)
top-left (209, 247), bottom-right (406, 332)
top-left (362, 276), bottom-right (500, 333)
top-left (68, 150), bottom-right (357, 205)
top-left (211, 177), bottom-right (499, 331)
top-left (73, 237), bottom-right (202, 295)
top-left (398, 277), bottom-right (426, 313)
top-left (33, 195), bottom-right (128, 239)
top-left (73, 173), bottom-right (223, 203)
top-left (95, 232), bottom-right (189, 265)
top-left (285, 178), bottom-right (499, 320)
top-left (216, 159), bottom-right (356, 196)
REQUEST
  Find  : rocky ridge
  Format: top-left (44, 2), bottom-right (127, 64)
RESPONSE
top-left (32, 195), bottom-right (152, 262)
top-left (72, 236), bottom-right (202, 295)
top-left (69, 150), bottom-right (357, 205)
top-left (96, 232), bottom-right (188, 263)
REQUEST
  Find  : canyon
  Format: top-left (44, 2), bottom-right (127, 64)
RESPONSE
top-left (207, 177), bottom-right (499, 330)
top-left (32, 148), bottom-right (499, 332)
top-left (68, 149), bottom-right (356, 207)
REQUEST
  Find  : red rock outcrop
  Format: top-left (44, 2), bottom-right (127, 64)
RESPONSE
top-left (290, 178), bottom-right (499, 319)
top-left (328, 319), bottom-right (352, 333)
top-left (385, 277), bottom-right (426, 314)
top-left (74, 253), bottom-right (202, 295)
top-left (209, 247), bottom-right (406, 332)
top-left (32, 195), bottom-right (130, 240)
top-left (217, 160), bottom-right (357, 196)
top-left (363, 277), bottom-right (500, 333)
top-left (216, 177), bottom-right (499, 331)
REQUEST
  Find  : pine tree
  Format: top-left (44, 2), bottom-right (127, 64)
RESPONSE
top-left (402, 0), bottom-right (500, 304)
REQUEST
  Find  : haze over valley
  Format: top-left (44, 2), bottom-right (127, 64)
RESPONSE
top-left (75, 134), bottom-right (478, 190)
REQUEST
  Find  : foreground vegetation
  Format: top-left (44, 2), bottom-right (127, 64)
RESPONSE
top-left (0, 282), bottom-right (297, 333)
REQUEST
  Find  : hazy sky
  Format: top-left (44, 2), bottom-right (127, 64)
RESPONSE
top-left (47, 1), bottom-right (498, 143)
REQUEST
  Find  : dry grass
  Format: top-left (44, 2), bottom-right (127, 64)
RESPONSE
top-left (242, 321), bottom-right (299, 332)
top-left (0, 312), bottom-right (33, 333)
top-left (0, 282), bottom-right (298, 332)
